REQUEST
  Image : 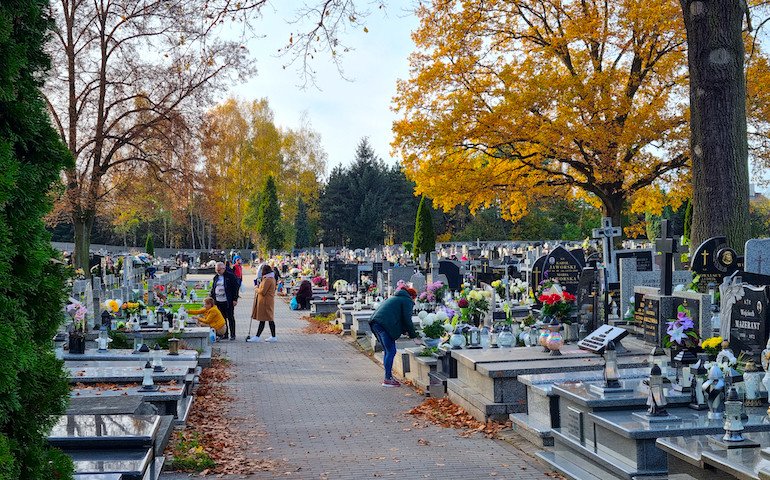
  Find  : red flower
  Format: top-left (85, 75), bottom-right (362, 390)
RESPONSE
top-left (563, 292), bottom-right (576, 302)
top-left (458, 298), bottom-right (469, 308)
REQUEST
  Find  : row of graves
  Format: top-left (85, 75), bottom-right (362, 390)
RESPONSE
top-left (56, 269), bottom-right (218, 479)
top-left (325, 220), bottom-right (770, 480)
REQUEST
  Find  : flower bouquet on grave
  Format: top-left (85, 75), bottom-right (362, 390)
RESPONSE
top-left (663, 306), bottom-right (699, 349)
top-left (700, 336), bottom-right (723, 360)
top-left (510, 278), bottom-right (528, 303)
top-left (491, 280), bottom-right (506, 298)
top-left (66, 299), bottom-right (88, 354)
top-left (457, 297), bottom-right (470, 322)
top-left (537, 283), bottom-right (576, 324)
top-left (154, 284), bottom-right (167, 305)
top-left (311, 276), bottom-right (327, 288)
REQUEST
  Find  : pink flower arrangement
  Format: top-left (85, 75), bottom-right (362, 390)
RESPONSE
top-left (311, 276), bottom-right (327, 288)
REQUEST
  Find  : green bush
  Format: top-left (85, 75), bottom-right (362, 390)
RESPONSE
top-left (0, 1), bottom-right (74, 478)
top-left (168, 433), bottom-right (216, 472)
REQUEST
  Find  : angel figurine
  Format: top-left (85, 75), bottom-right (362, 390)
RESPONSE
top-left (716, 340), bottom-right (738, 367)
top-left (702, 364), bottom-right (726, 420)
top-left (719, 273), bottom-right (745, 341)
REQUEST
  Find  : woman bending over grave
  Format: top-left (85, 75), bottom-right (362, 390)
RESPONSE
top-left (248, 264), bottom-right (277, 342)
top-left (369, 286), bottom-right (422, 387)
top-left (189, 297), bottom-right (227, 337)
top-left (295, 280), bottom-right (313, 310)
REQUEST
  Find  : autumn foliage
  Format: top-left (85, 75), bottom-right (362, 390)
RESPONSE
top-left (393, 0), bottom-right (694, 228)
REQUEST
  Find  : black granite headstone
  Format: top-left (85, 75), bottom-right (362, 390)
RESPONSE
top-left (729, 285), bottom-right (770, 365)
top-left (691, 236), bottom-right (743, 293)
top-left (542, 246), bottom-right (584, 296)
top-left (576, 267), bottom-right (598, 313)
top-left (634, 296), bottom-right (661, 344)
top-left (438, 260), bottom-right (462, 290)
top-left (613, 250), bottom-right (653, 280)
top-left (570, 248), bottom-right (586, 267)
top-left (529, 255), bottom-right (547, 294)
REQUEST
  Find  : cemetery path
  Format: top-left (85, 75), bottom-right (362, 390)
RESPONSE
top-left (162, 273), bottom-right (552, 480)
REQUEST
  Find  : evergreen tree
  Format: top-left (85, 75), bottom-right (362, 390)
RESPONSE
top-left (294, 198), bottom-right (311, 248)
top-left (145, 232), bottom-right (155, 256)
top-left (319, 165), bottom-right (350, 246)
top-left (0, 1), bottom-right (74, 478)
top-left (413, 196), bottom-right (436, 258)
top-left (256, 176), bottom-right (283, 254)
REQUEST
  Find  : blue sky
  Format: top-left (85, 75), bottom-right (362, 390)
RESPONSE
top-left (230, 3), bottom-right (419, 176)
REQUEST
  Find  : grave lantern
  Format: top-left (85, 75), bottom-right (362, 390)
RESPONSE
top-left (723, 387), bottom-right (745, 442)
top-left (690, 361), bottom-right (709, 411)
top-left (645, 365), bottom-right (668, 416)
top-left (489, 324), bottom-right (499, 348)
top-left (139, 360), bottom-right (159, 392)
top-left (449, 327), bottom-right (466, 349)
top-left (602, 341), bottom-right (621, 389)
top-left (97, 326), bottom-right (110, 352)
top-left (467, 326), bottom-right (481, 349)
top-left (545, 318), bottom-right (564, 356)
top-left (168, 337), bottom-right (180, 356)
top-left (152, 344), bottom-right (166, 372)
top-left (132, 334), bottom-right (143, 353)
top-left (673, 349), bottom-right (698, 393)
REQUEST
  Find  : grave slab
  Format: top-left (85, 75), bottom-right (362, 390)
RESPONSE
top-left (62, 348), bottom-right (207, 367)
top-left (69, 385), bottom-right (192, 425)
top-left (543, 406), bottom-right (770, 480)
top-left (658, 432), bottom-right (770, 480)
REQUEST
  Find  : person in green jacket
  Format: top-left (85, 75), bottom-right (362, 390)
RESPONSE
top-left (369, 286), bottom-right (422, 387)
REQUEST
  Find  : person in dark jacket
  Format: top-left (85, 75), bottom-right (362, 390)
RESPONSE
top-left (295, 280), bottom-right (313, 310)
top-left (210, 262), bottom-right (240, 340)
top-left (369, 287), bottom-right (421, 387)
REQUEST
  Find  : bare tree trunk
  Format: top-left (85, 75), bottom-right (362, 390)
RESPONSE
top-left (73, 212), bottom-right (94, 275)
top-left (681, 0), bottom-right (750, 253)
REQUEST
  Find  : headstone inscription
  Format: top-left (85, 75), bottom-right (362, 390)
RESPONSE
top-left (613, 249), bottom-right (653, 281)
top-left (577, 325), bottom-right (629, 354)
top-left (541, 246), bottom-right (583, 296)
top-left (576, 267), bottom-right (598, 323)
top-left (729, 284), bottom-right (770, 365)
top-left (691, 236), bottom-right (743, 293)
top-left (639, 295), bottom-right (661, 344)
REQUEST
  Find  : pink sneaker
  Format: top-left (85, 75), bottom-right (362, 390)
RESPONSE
top-left (382, 378), bottom-right (401, 387)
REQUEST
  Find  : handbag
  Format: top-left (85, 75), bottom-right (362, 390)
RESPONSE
top-left (290, 296), bottom-right (299, 310)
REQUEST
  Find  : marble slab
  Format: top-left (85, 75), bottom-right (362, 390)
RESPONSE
top-left (65, 360), bottom-right (198, 374)
top-left (67, 366), bottom-right (191, 384)
top-left (659, 433), bottom-right (770, 480)
top-left (63, 348), bottom-right (199, 362)
top-left (68, 448), bottom-right (156, 480)
top-left (49, 415), bottom-right (159, 449)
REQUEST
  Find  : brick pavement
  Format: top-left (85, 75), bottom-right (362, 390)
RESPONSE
top-left (161, 274), bottom-right (552, 479)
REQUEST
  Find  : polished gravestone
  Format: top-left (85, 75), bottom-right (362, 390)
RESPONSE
top-left (62, 347), bottom-right (207, 367)
top-left (310, 299), bottom-right (339, 316)
top-left (541, 405), bottom-right (770, 479)
top-left (67, 365), bottom-right (194, 387)
top-left (658, 432), bottom-right (770, 480)
top-left (445, 337), bottom-right (649, 421)
top-left (511, 367), bottom-right (653, 447)
top-left (69, 383), bottom-right (192, 425)
top-left (49, 415), bottom-right (164, 480)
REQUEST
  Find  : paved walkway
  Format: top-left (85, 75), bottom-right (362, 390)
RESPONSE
top-left (162, 274), bottom-right (551, 479)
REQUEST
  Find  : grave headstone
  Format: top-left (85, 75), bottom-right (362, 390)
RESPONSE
top-left (388, 267), bottom-right (414, 292)
top-left (438, 260), bottom-right (462, 290)
top-left (619, 258), bottom-right (692, 326)
top-left (729, 284), bottom-right (770, 365)
top-left (744, 238), bottom-right (770, 275)
top-left (635, 291), bottom-right (662, 344)
top-left (410, 272), bottom-right (426, 293)
top-left (542, 246), bottom-right (583, 296)
top-left (671, 291), bottom-right (711, 341)
top-left (655, 219), bottom-right (680, 296)
top-left (691, 236), bottom-right (743, 292)
top-left (613, 249), bottom-right (653, 280)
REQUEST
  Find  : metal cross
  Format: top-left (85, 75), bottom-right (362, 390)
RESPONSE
top-left (592, 217), bottom-right (622, 275)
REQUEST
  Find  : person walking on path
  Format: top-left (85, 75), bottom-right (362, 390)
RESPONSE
top-left (233, 256), bottom-right (243, 287)
top-left (369, 287), bottom-right (421, 387)
top-left (211, 261), bottom-right (239, 340)
top-left (248, 264), bottom-right (277, 342)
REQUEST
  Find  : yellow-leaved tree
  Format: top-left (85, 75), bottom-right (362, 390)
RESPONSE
top-left (393, 0), bottom-right (695, 230)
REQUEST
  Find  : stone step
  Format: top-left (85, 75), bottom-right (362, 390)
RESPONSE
top-left (549, 427), bottom-right (659, 479)
top-left (446, 377), bottom-right (508, 421)
top-left (510, 412), bottom-right (554, 447)
top-left (538, 448), bottom-right (625, 480)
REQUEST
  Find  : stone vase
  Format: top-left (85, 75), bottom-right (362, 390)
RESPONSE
top-left (563, 323), bottom-right (579, 343)
top-left (68, 332), bottom-right (86, 354)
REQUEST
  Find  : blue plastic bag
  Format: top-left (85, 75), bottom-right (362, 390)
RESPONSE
top-left (290, 297), bottom-right (299, 310)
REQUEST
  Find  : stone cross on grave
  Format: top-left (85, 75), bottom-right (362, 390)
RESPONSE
top-left (655, 219), bottom-right (680, 296)
top-left (592, 217), bottom-right (622, 281)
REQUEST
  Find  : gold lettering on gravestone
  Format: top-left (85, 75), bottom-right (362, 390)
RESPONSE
top-left (533, 267), bottom-right (541, 286)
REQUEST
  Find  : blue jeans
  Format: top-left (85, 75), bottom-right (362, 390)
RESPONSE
top-left (370, 321), bottom-right (397, 380)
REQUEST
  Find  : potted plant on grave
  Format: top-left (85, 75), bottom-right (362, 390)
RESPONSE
top-left (537, 282), bottom-right (578, 342)
top-left (419, 311), bottom-right (447, 348)
top-left (65, 300), bottom-right (88, 354)
top-left (700, 336), bottom-right (723, 361)
top-left (311, 276), bottom-right (327, 288)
